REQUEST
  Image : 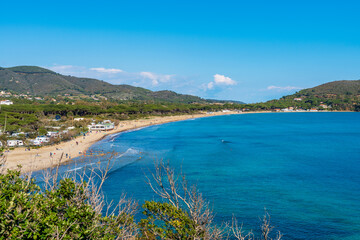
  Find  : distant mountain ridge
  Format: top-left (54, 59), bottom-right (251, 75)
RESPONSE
top-left (0, 66), bottom-right (241, 103)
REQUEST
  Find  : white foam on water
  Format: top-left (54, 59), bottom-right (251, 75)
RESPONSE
top-left (116, 148), bottom-right (140, 158)
top-left (66, 167), bottom-right (83, 172)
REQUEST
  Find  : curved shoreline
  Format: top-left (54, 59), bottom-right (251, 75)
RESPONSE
top-left (3, 111), bottom-right (247, 173)
top-left (3, 110), bottom-right (354, 173)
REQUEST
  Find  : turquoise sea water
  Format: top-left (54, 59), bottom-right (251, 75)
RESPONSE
top-left (63, 113), bottom-right (360, 239)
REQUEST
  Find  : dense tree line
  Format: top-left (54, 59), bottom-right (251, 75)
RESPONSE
top-left (0, 96), bottom-right (358, 136)
top-left (0, 103), bottom-right (239, 117)
top-left (0, 103), bottom-right (241, 136)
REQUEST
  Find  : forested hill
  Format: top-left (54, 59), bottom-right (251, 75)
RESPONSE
top-left (294, 80), bottom-right (360, 97)
top-left (256, 80), bottom-right (360, 111)
top-left (0, 66), bottom-right (230, 104)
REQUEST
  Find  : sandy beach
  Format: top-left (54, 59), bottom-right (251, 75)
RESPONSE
top-left (3, 111), bottom-right (248, 173)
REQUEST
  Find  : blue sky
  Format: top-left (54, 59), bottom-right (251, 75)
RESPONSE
top-left (1, 0), bottom-right (360, 103)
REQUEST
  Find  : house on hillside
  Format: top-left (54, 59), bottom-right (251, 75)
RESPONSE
top-left (319, 104), bottom-right (330, 109)
top-left (0, 100), bottom-right (13, 105)
top-left (0, 91), bottom-right (12, 96)
top-left (281, 107), bottom-right (294, 112)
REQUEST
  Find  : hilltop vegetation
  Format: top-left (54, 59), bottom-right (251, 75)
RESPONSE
top-left (239, 80), bottom-right (360, 111)
top-left (0, 66), bottom-right (238, 104)
top-left (6, 66), bottom-right (56, 74)
top-left (276, 80), bottom-right (360, 111)
top-left (298, 80), bottom-right (360, 96)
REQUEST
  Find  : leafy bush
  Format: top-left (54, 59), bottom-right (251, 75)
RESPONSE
top-left (139, 201), bottom-right (198, 239)
top-left (0, 169), bottom-right (137, 239)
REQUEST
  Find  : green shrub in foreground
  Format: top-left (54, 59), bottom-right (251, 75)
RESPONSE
top-left (0, 170), bottom-right (136, 239)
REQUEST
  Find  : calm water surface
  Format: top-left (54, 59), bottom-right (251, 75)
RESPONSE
top-left (65, 113), bottom-right (360, 239)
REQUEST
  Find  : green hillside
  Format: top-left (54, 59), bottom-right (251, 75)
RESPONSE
top-left (7, 66), bottom-right (56, 74)
top-left (0, 66), bottom-right (212, 103)
top-left (244, 80), bottom-right (360, 111)
top-left (295, 80), bottom-right (360, 97)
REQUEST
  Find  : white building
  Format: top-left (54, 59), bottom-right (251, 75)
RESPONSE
top-left (319, 104), bottom-right (330, 109)
top-left (74, 118), bottom-right (85, 121)
top-left (0, 100), bottom-right (13, 105)
top-left (87, 120), bottom-right (115, 131)
top-left (47, 131), bottom-right (59, 137)
top-left (29, 139), bottom-right (42, 146)
top-left (29, 136), bottom-right (50, 146)
top-left (7, 140), bottom-right (24, 147)
top-left (281, 107), bottom-right (294, 112)
top-left (11, 132), bottom-right (25, 138)
top-left (36, 136), bottom-right (50, 143)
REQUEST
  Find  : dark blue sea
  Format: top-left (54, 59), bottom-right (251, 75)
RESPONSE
top-left (61, 113), bottom-right (360, 239)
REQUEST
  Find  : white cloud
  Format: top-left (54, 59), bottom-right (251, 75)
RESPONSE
top-left (213, 74), bottom-right (237, 85)
top-left (267, 85), bottom-right (302, 91)
top-left (206, 74), bottom-right (237, 90)
top-left (207, 82), bottom-right (214, 90)
top-left (46, 64), bottom-right (176, 88)
top-left (140, 72), bottom-right (174, 86)
top-left (140, 72), bottom-right (159, 85)
top-left (90, 67), bottom-right (123, 73)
